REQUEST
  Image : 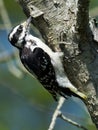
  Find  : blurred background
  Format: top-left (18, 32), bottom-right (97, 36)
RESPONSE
top-left (0, 0), bottom-right (98, 130)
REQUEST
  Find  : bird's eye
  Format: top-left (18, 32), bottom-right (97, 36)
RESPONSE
top-left (17, 25), bottom-right (23, 33)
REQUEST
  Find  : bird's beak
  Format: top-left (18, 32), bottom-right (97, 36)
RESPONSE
top-left (21, 16), bottom-right (32, 31)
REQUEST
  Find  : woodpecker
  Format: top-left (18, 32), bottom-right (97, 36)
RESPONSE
top-left (8, 17), bottom-right (87, 101)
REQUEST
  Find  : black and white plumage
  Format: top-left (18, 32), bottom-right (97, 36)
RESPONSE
top-left (8, 17), bottom-right (87, 101)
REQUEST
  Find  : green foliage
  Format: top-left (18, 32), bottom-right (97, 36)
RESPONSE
top-left (90, 0), bottom-right (98, 9)
top-left (3, 0), bottom-right (25, 23)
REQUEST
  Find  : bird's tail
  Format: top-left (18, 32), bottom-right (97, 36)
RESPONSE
top-left (74, 90), bottom-right (87, 100)
top-left (58, 86), bottom-right (87, 100)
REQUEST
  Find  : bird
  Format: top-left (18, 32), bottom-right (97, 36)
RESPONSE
top-left (8, 17), bottom-right (87, 101)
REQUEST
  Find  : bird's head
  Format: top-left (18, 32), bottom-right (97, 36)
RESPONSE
top-left (8, 17), bottom-right (31, 49)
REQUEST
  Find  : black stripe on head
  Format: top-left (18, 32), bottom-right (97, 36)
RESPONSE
top-left (8, 25), bottom-right (23, 45)
top-left (9, 33), bottom-right (18, 45)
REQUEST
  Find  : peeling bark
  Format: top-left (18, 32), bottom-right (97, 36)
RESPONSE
top-left (17, 0), bottom-right (98, 129)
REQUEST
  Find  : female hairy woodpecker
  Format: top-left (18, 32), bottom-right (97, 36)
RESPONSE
top-left (8, 17), bottom-right (87, 101)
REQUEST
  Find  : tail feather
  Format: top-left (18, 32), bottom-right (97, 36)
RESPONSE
top-left (58, 87), bottom-right (87, 100)
top-left (76, 91), bottom-right (87, 100)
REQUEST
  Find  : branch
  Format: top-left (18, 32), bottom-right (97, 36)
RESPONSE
top-left (48, 97), bottom-right (87, 130)
top-left (17, 0), bottom-right (98, 129)
top-left (59, 113), bottom-right (87, 130)
top-left (48, 97), bottom-right (65, 130)
top-left (76, 0), bottom-right (90, 35)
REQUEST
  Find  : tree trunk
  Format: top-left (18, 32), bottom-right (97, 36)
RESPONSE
top-left (18, 0), bottom-right (98, 129)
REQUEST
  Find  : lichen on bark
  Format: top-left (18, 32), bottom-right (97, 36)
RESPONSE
top-left (18, 0), bottom-right (98, 129)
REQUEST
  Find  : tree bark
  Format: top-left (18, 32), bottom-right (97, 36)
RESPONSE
top-left (17, 0), bottom-right (98, 129)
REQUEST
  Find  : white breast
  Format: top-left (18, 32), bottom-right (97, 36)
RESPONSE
top-left (24, 34), bottom-right (77, 91)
